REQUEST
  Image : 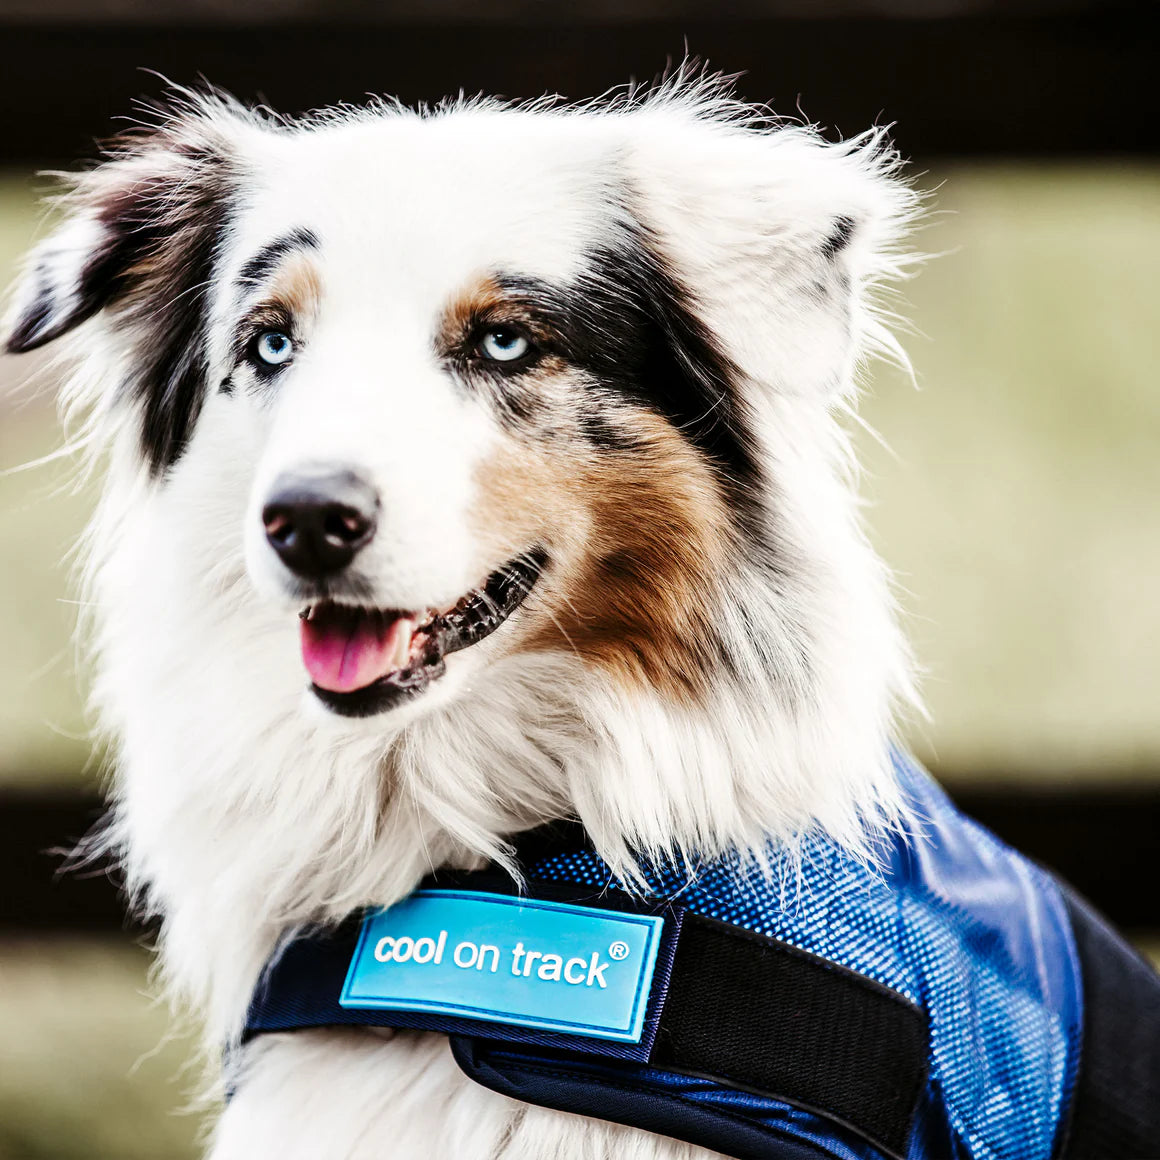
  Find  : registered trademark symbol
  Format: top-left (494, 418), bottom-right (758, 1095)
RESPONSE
top-left (608, 940), bottom-right (630, 960)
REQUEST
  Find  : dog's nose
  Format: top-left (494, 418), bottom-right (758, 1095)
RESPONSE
top-left (262, 471), bottom-right (379, 579)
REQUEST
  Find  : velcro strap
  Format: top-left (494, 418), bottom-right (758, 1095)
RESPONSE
top-left (650, 913), bottom-right (928, 1156)
top-left (245, 888), bottom-right (927, 1157)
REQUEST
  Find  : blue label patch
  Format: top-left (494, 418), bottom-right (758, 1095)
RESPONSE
top-left (340, 890), bottom-right (664, 1043)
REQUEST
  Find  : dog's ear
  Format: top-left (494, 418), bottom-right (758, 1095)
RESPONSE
top-left (4, 111), bottom-right (242, 354)
top-left (5, 209), bottom-right (121, 354)
top-left (622, 101), bottom-right (918, 398)
top-left (4, 96), bottom-right (252, 468)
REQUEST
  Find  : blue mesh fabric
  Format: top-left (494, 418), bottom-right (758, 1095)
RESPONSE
top-left (527, 752), bottom-right (1082, 1160)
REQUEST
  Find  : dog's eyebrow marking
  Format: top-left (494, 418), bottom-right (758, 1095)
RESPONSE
top-left (235, 227), bottom-right (319, 291)
top-left (438, 274), bottom-right (510, 344)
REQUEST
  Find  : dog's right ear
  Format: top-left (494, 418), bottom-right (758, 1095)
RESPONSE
top-left (4, 119), bottom-right (235, 355)
top-left (5, 210), bottom-right (113, 352)
top-left (3, 96), bottom-right (259, 470)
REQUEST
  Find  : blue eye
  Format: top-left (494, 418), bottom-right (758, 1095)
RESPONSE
top-left (255, 330), bottom-right (294, 366)
top-left (478, 329), bottom-right (531, 363)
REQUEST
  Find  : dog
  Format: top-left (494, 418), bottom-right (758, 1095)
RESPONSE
top-left (6, 76), bottom-right (1158, 1159)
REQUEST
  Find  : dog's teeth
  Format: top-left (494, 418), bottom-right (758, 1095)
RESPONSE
top-left (393, 617), bottom-right (416, 669)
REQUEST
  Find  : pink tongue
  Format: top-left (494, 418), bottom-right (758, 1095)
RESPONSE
top-left (300, 611), bottom-right (415, 693)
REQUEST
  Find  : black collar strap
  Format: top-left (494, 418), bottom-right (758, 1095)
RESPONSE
top-left (245, 826), bottom-right (928, 1160)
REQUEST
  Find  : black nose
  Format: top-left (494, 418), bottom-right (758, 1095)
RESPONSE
top-left (262, 470), bottom-right (379, 579)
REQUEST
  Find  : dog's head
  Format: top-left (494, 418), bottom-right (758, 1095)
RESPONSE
top-left (5, 82), bottom-right (918, 877)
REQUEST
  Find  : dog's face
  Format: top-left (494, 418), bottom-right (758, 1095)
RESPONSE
top-left (214, 112), bottom-right (745, 720)
top-left (4, 91), bottom-right (914, 857)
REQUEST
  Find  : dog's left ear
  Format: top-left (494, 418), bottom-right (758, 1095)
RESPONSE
top-left (622, 104), bottom-right (917, 397)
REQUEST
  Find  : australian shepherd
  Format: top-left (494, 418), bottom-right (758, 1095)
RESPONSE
top-left (6, 77), bottom-right (926, 1157)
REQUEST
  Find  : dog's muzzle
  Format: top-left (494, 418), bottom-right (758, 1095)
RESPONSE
top-left (258, 467), bottom-right (546, 718)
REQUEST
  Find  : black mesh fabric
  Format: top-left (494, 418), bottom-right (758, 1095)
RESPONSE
top-left (1056, 886), bottom-right (1160, 1158)
top-left (650, 913), bottom-right (928, 1157)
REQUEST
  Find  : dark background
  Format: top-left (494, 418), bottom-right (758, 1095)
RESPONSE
top-left (0, 2), bottom-right (1156, 166)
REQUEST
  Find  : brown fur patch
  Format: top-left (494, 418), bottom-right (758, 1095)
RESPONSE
top-left (436, 272), bottom-right (560, 357)
top-left (238, 254), bottom-right (324, 333)
top-left (473, 409), bottom-right (731, 704)
top-left (438, 274), bottom-right (509, 351)
top-left (268, 253), bottom-right (323, 325)
top-left (229, 254), bottom-right (324, 367)
top-left (437, 273), bottom-right (573, 434)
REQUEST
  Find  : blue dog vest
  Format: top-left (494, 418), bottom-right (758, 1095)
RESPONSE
top-left (245, 752), bottom-right (1160, 1158)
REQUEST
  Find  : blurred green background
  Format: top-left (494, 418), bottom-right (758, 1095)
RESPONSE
top-left (0, 9), bottom-right (1157, 1152)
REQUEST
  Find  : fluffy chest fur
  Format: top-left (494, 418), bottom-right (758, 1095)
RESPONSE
top-left (4, 76), bottom-right (918, 1158)
top-left (216, 1031), bottom-right (720, 1158)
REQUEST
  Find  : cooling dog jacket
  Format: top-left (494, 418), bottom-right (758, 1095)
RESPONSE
top-left (245, 752), bottom-right (1160, 1158)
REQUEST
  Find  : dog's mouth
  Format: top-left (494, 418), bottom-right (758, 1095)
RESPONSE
top-left (298, 549), bottom-right (547, 718)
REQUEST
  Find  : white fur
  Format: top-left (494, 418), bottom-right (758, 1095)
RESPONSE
top-left (7, 75), bottom-right (921, 1158)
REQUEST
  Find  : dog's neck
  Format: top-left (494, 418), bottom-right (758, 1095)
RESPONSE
top-left (102, 630), bottom-right (907, 1046)
top-left (84, 405), bottom-right (914, 1048)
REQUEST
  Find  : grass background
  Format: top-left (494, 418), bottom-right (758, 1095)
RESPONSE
top-left (0, 163), bottom-right (1158, 1156)
top-left (0, 941), bottom-right (203, 1160)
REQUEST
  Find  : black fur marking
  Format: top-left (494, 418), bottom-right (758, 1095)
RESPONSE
top-left (820, 215), bottom-right (858, 260)
top-left (8, 139), bottom-right (234, 473)
top-left (235, 228), bottom-right (319, 292)
top-left (136, 216), bottom-right (228, 472)
top-left (103, 166), bottom-right (231, 474)
top-left (5, 271), bottom-right (56, 352)
top-left (5, 227), bottom-right (138, 354)
top-left (220, 375), bottom-right (234, 395)
top-left (492, 233), bottom-right (763, 509)
top-left (577, 401), bottom-right (647, 453)
top-left (487, 380), bottom-right (549, 430)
